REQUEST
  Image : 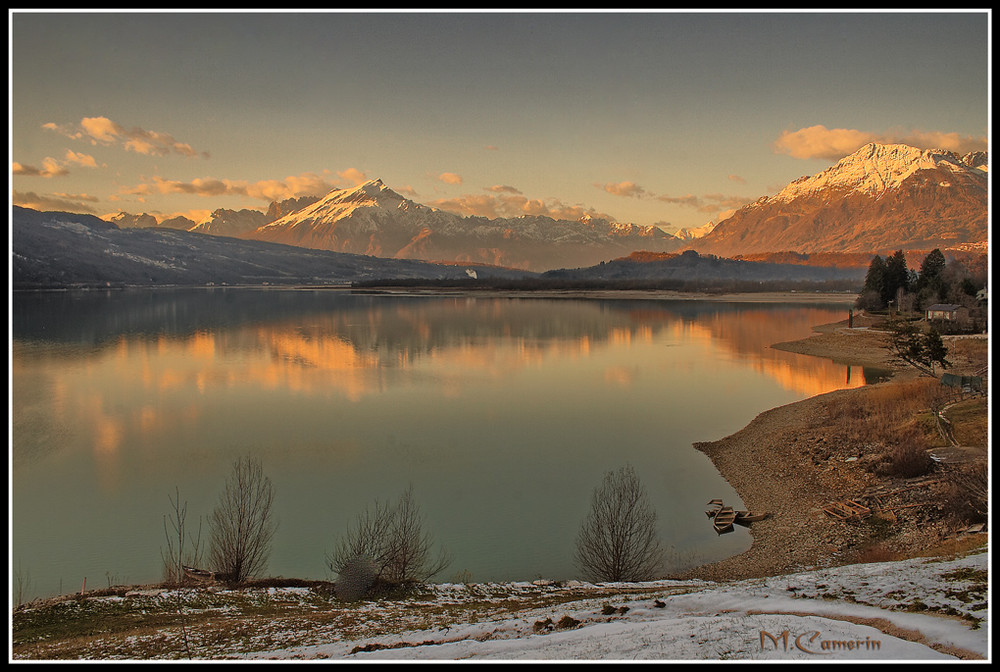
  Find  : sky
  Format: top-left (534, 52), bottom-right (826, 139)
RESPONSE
top-left (9, 9), bottom-right (991, 234)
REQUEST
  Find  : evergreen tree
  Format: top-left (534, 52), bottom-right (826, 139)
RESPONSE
top-left (857, 255), bottom-right (887, 309)
top-left (883, 250), bottom-right (910, 307)
top-left (916, 248), bottom-right (948, 300)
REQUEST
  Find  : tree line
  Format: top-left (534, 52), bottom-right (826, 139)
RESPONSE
top-left (856, 248), bottom-right (986, 316)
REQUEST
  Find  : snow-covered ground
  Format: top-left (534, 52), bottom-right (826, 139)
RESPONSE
top-left (239, 547), bottom-right (989, 661)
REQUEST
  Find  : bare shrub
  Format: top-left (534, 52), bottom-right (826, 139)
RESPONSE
top-left (575, 464), bottom-right (663, 583)
top-left (328, 485), bottom-right (450, 595)
top-left (209, 456), bottom-right (277, 584)
top-left (877, 428), bottom-right (935, 479)
top-left (942, 462), bottom-right (988, 524)
top-left (334, 555), bottom-right (377, 601)
top-left (161, 486), bottom-right (203, 584)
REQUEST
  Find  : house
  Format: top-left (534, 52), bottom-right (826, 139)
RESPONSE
top-left (925, 303), bottom-right (969, 321)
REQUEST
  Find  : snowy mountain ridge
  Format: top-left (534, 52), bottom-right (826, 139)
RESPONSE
top-left (770, 143), bottom-right (987, 203)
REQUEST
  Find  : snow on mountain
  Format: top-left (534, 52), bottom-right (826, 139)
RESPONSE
top-left (674, 221), bottom-right (717, 241)
top-left (246, 179), bottom-right (683, 271)
top-left (190, 207), bottom-right (269, 236)
top-left (106, 212), bottom-right (158, 229)
top-left (688, 143), bottom-right (987, 257)
top-left (771, 143), bottom-right (984, 202)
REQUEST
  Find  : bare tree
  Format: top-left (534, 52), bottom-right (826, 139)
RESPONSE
top-left (209, 456), bottom-right (277, 583)
top-left (161, 486), bottom-right (203, 584)
top-left (575, 464), bottom-right (664, 583)
top-left (328, 485), bottom-right (450, 594)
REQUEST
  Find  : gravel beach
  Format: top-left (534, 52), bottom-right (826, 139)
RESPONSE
top-left (675, 317), bottom-right (987, 583)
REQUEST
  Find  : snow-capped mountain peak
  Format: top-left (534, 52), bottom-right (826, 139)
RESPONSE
top-left (687, 142), bottom-right (987, 257)
top-left (772, 142), bottom-right (984, 203)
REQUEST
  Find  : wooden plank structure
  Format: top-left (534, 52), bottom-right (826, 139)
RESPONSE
top-left (822, 499), bottom-right (871, 521)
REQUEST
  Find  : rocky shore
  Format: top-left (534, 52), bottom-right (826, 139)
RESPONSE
top-left (674, 317), bottom-right (988, 583)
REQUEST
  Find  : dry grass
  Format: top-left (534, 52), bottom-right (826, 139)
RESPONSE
top-left (823, 378), bottom-right (947, 478)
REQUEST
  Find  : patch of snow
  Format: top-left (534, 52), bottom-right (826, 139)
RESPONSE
top-left (237, 549), bottom-right (988, 661)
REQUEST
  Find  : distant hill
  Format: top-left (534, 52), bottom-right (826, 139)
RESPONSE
top-left (541, 249), bottom-right (867, 287)
top-left (11, 206), bottom-right (534, 289)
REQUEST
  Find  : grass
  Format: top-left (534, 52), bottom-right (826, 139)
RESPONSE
top-left (944, 398), bottom-right (988, 447)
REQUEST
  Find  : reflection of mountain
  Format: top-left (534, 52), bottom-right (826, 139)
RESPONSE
top-left (15, 290), bottom-right (884, 401)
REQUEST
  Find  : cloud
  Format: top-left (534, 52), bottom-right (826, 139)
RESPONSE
top-left (44, 116), bottom-right (208, 158)
top-left (486, 184), bottom-right (522, 194)
top-left (122, 171), bottom-right (343, 203)
top-left (12, 157), bottom-right (69, 177)
top-left (13, 190), bottom-right (98, 213)
top-left (727, 174), bottom-right (746, 184)
top-left (397, 185), bottom-right (419, 197)
top-left (601, 181), bottom-right (646, 198)
top-left (337, 168), bottom-right (369, 185)
top-left (655, 193), bottom-right (701, 208)
top-left (63, 150), bottom-right (100, 168)
top-left (655, 192), bottom-right (754, 216)
top-left (438, 172), bottom-right (463, 185)
top-left (774, 125), bottom-right (988, 160)
top-left (484, 145), bottom-right (499, 151)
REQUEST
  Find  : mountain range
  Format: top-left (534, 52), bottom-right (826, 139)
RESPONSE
top-left (24, 141), bottom-right (987, 288)
top-left (10, 206), bottom-right (533, 289)
top-left (244, 179), bottom-right (683, 271)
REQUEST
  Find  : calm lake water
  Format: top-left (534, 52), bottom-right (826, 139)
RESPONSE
top-left (12, 289), bottom-right (886, 598)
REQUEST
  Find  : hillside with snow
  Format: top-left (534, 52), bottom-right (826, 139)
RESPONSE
top-left (689, 143), bottom-right (988, 257)
top-left (14, 545), bottom-right (988, 660)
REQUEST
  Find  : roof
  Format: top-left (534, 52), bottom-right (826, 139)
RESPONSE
top-left (926, 304), bottom-right (963, 311)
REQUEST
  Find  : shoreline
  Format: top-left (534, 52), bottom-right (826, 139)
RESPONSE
top-left (674, 316), bottom-right (987, 583)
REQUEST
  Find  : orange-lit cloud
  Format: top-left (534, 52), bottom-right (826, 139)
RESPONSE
top-left (774, 124), bottom-right (988, 160)
top-left (438, 172), bottom-right (463, 185)
top-left (43, 116), bottom-right (208, 158)
top-left (123, 171), bottom-right (343, 202)
top-left (601, 181), bottom-right (647, 198)
top-left (337, 168), bottom-right (369, 185)
top-left (13, 157), bottom-right (69, 178)
top-left (728, 174), bottom-right (746, 184)
top-left (63, 149), bottom-right (100, 168)
top-left (487, 184), bottom-right (522, 194)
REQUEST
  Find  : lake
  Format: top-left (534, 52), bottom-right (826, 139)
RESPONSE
top-left (11, 289), bottom-right (886, 598)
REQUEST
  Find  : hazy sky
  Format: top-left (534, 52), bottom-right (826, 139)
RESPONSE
top-left (9, 10), bottom-right (990, 232)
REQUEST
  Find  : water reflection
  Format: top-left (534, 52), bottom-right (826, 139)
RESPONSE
top-left (12, 289), bottom-right (878, 594)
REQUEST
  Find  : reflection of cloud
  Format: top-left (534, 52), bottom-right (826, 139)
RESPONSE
top-left (604, 366), bottom-right (633, 387)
